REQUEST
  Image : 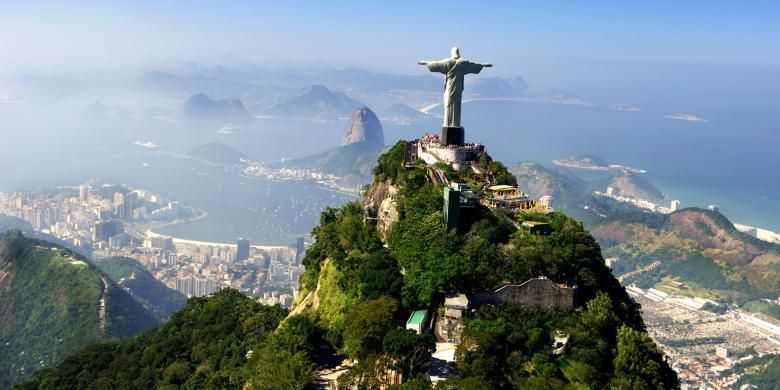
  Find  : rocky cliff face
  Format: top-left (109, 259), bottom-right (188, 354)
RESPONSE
top-left (360, 179), bottom-right (398, 241)
top-left (342, 106), bottom-right (384, 146)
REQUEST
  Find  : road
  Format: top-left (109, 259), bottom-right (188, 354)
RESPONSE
top-left (618, 259), bottom-right (661, 283)
top-left (97, 274), bottom-right (109, 335)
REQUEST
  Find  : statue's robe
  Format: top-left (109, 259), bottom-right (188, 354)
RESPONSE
top-left (426, 58), bottom-right (485, 127)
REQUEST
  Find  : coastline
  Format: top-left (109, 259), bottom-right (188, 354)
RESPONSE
top-left (125, 209), bottom-right (209, 241)
top-left (316, 183), bottom-right (361, 198)
top-left (240, 171), bottom-right (361, 198)
top-left (651, 177), bottom-right (780, 233)
top-left (133, 208), bottom-right (292, 249)
top-left (144, 229), bottom-right (289, 250)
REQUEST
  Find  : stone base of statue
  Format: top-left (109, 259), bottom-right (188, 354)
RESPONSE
top-left (440, 126), bottom-right (465, 146)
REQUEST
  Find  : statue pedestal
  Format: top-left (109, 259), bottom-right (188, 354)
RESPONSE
top-left (440, 126), bottom-right (464, 146)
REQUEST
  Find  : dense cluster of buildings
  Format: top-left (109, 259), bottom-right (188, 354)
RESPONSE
top-left (0, 182), bottom-right (307, 307)
top-left (243, 163), bottom-right (361, 195)
top-left (734, 223), bottom-right (780, 245)
top-left (111, 234), bottom-right (303, 303)
top-left (596, 186), bottom-right (681, 214)
top-left (0, 183), bottom-right (189, 249)
top-left (626, 284), bottom-right (780, 389)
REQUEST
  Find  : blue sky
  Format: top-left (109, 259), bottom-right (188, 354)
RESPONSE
top-left (2, 1), bottom-right (779, 77)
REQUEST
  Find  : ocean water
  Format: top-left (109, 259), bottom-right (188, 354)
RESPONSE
top-left (0, 97), bottom-right (777, 245)
top-left (429, 100), bottom-right (780, 231)
top-left (0, 102), bottom-right (354, 245)
top-left (142, 153), bottom-right (355, 245)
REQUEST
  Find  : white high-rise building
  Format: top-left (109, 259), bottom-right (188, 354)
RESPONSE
top-left (606, 186), bottom-right (615, 197)
top-left (539, 195), bottom-right (554, 211)
top-left (670, 200), bottom-right (681, 212)
top-left (79, 185), bottom-right (89, 201)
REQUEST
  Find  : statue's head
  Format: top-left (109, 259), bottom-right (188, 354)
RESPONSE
top-left (451, 47), bottom-right (460, 59)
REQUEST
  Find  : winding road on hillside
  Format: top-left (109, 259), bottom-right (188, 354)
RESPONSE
top-left (97, 274), bottom-right (109, 335)
top-left (617, 260), bottom-right (661, 284)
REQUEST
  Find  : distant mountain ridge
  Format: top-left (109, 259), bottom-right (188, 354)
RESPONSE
top-left (134, 65), bottom-right (551, 121)
top-left (178, 93), bottom-right (253, 124)
top-left (378, 103), bottom-right (431, 124)
top-left (0, 231), bottom-right (158, 388)
top-left (467, 75), bottom-right (528, 98)
top-left (257, 84), bottom-right (361, 119)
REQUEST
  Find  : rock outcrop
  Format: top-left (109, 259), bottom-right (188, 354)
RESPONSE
top-left (360, 179), bottom-right (398, 241)
top-left (342, 106), bottom-right (384, 146)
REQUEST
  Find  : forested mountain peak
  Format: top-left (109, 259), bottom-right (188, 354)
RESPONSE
top-left (19, 142), bottom-right (679, 389)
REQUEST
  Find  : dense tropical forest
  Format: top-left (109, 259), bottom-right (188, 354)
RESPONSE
top-left (0, 231), bottom-right (158, 389)
top-left (17, 141), bottom-right (678, 389)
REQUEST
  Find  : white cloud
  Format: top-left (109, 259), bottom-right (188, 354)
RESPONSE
top-left (664, 113), bottom-right (708, 122)
top-left (609, 103), bottom-right (641, 112)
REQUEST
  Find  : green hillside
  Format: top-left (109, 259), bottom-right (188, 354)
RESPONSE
top-left (512, 161), bottom-right (780, 319)
top-left (19, 142), bottom-right (678, 389)
top-left (95, 256), bottom-right (187, 321)
top-left (275, 140), bottom-right (384, 186)
top-left (17, 289), bottom-right (292, 389)
top-left (593, 208), bottom-right (780, 311)
top-left (0, 230), bottom-right (158, 389)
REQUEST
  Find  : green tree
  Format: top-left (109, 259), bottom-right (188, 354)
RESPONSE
top-left (18, 289), bottom-right (288, 389)
top-left (337, 355), bottom-right (396, 390)
top-left (374, 141), bottom-right (408, 184)
top-left (271, 314), bottom-right (319, 357)
top-left (612, 326), bottom-right (678, 389)
top-left (582, 292), bottom-right (619, 336)
top-left (382, 329), bottom-right (436, 379)
top-left (337, 250), bottom-right (403, 301)
top-left (455, 329), bottom-right (505, 383)
top-left (388, 210), bottom-right (465, 307)
top-left (342, 296), bottom-right (399, 359)
top-left (244, 349), bottom-right (314, 390)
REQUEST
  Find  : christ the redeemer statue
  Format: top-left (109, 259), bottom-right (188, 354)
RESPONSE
top-left (418, 47), bottom-right (492, 128)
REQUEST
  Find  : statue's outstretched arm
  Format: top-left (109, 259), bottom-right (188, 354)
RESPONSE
top-left (417, 61), bottom-right (430, 65)
top-left (482, 63), bottom-right (493, 67)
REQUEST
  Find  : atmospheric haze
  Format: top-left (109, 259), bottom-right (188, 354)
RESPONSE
top-left (0, 1), bottom-right (778, 239)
